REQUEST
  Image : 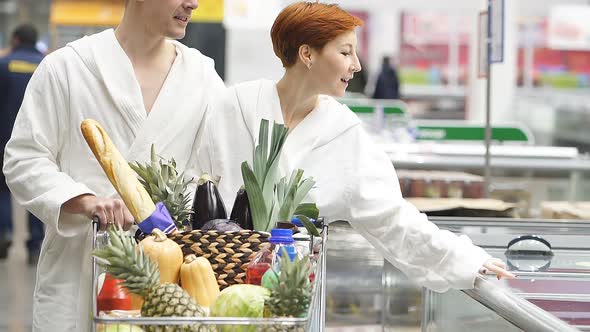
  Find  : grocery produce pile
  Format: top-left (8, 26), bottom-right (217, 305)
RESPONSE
top-left (85, 119), bottom-right (321, 331)
top-left (95, 226), bottom-right (314, 331)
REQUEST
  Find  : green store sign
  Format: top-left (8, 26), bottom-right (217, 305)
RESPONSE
top-left (345, 100), bottom-right (530, 143)
top-left (348, 105), bottom-right (405, 115)
top-left (415, 126), bottom-right (530, 142)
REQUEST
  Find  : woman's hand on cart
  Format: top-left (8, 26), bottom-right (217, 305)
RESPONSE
top-left (63, 194), bottom-right (135, 230)
top-left (480, 258), bottom-right (517, 280)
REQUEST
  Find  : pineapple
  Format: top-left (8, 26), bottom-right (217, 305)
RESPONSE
top-left (129, 145), bottom-right (193, 230)
top-left (265, 250), bottom-right (312, 318)
top-left (93, 226), bottom-right (204, 331)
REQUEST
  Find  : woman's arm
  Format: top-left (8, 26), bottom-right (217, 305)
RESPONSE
top-left (336, 127), bottom-right (513, 291)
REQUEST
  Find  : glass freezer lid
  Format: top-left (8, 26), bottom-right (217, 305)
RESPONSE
top-left (487, 248), bottom-right (590, 274)
top-left (432, 217), bottom-right (590, 250)
top-left (485, 239), bottom-right (590, 328)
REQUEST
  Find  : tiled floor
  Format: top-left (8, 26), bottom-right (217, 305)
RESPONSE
top-left (1, 201), bottom-right (35, 332)
top-left (0, 253), bottom-right (36, 332)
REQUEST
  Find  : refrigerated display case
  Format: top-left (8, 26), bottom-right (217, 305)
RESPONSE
top-left (423, 275), bottom-right (581, 332)
top-left (424, 217), bottom-right (590, 331)
top-left (325, 221), bottom-right (423, 330)
top-left (326, 219), bottom-right (590, 331)
top-left (382, 141), bottom-right (590, 216)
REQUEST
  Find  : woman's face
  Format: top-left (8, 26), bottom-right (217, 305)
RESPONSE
top-left (139, 0), bottom-right (198, 39)
top-left (308, 30), bottom-right (362, 97)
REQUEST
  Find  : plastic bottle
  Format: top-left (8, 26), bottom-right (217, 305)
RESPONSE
top-left (291, 217), bottom-right (312, 257)
top-left (246, 228), bottom-right (299, 285)
top-left (291, 217), bottom-right (309, 235)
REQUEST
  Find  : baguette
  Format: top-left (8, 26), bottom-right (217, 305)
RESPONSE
top-left (80, 119), bottom-right (155, 222)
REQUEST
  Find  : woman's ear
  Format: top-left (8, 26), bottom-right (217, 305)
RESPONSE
top-left (298, 44), bottom-right (313, 69)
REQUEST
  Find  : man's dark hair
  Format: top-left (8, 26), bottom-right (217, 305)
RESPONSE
top-left (12, 24), bottom-right (38, 47)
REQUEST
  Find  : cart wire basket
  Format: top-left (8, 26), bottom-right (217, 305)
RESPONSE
top-left (91, 223), bottom-right (328, 332)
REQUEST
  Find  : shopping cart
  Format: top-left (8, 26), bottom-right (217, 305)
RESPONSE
top-left (91, 221), bottom-right (328, 332)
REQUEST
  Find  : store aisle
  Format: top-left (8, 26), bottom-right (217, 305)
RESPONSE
top-left (0, 200), bottom-right (35, 332)
top-left (0, 254), bottom-right (35, 332)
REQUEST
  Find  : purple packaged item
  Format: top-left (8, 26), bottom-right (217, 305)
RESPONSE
top-left (137, 202), bottom-right (176, 234)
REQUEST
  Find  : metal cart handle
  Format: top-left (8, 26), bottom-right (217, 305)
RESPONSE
top-left (91, 216), bottom-right (106, 332)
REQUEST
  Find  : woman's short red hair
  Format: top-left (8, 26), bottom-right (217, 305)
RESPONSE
top-left (271, 2), bottom-right (364, 68)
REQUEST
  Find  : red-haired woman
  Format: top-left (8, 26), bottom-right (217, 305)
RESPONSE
top-left (201, 1), bottom-right (514, 290)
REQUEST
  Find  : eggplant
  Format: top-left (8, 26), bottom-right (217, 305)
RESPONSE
top-left (201, 219), bottom-right (243, 232)
top-left (276, 221), bottom-right (299, 234)
top-left (229, 187), bottom-right (253, 230)
top-left (191, 174), bottom-right (227, 230)
top-left (134, 229), bottom-right (147, 243)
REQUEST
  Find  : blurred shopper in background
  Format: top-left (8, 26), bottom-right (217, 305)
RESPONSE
top-left (373, 55), bottom-right (400, 99)
top-left (2, 0), bottom-right (224, 330)
top-left (0, 23), bottom-right (45, 265)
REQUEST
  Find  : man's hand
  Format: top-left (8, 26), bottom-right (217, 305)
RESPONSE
top-left (62, 194), bottom-right (135, 230)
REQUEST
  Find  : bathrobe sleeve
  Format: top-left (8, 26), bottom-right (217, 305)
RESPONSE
top-left (184, 60), bottom-right (227, 197)
top-left (3, 55), bottom-right (95, 237)
top-left (190, 84), bottom-right (254, 210)
top-left (328, 126), bottom-right (491, 291)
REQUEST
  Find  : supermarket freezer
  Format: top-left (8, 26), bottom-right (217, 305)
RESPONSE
top-left (425, 217), bottom-right (590, 331)
top-left (326, 219), bottom-right (590, 331)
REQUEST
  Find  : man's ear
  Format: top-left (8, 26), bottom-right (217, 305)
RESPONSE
top-left (298, 44), bottom-right (314, 69)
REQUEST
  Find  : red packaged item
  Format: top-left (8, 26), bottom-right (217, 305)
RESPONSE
top-left (97, 273), bottom-right (132, 313)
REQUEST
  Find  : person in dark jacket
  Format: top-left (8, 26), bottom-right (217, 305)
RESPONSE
top-left (0, 24), bottom-right (45, 263)
top-left (372, 55), bottom-right (400, 99)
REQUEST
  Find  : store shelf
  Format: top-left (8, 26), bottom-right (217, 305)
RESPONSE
top-left (401, 85), bottom-right (466, 100)
top-left (381, 142), bottom-right (590, 173)
top-left (517, 87), bottom-right (590, 104)
top-left (389, 154), bottom-right (590, 172)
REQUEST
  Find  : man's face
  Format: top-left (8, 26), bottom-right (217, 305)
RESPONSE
top-left (139, 0), bottom-right (198, 39)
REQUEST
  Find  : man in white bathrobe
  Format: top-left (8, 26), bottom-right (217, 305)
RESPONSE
top-left (2, 0), bottom-right (224, 330)
top-left (200, 2), bottom-right (514, 293)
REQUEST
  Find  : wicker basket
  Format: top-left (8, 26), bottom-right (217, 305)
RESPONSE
top-left (169, 230), bottom-right (270, 288)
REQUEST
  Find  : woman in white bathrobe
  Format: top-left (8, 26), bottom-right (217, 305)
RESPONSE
top-left (201, 1), bottom-right (514, 293)
top-left (2, 0), bottom-right (224, 330)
